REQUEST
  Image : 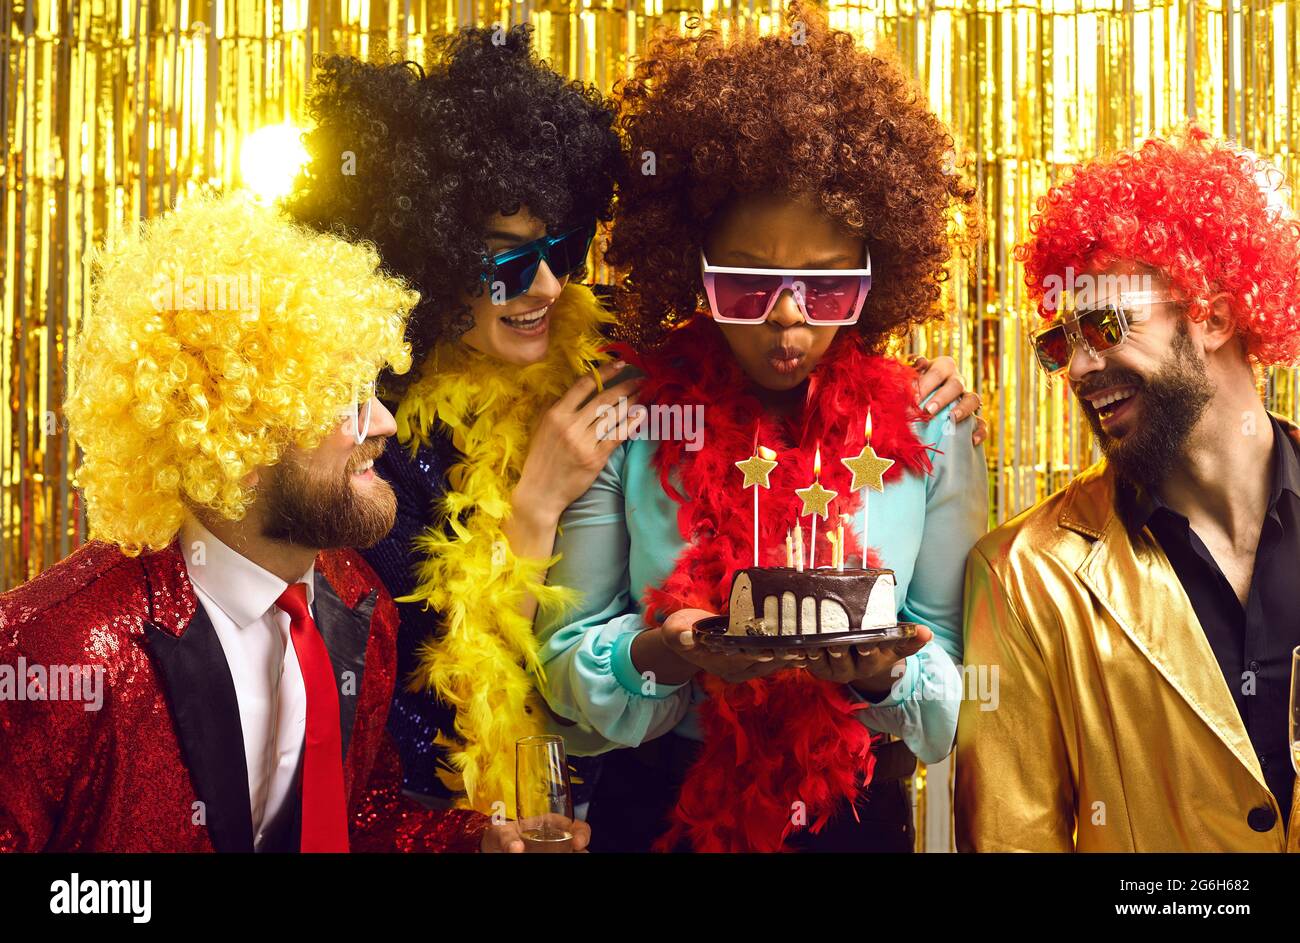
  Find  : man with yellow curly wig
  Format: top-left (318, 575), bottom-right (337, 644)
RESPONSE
top-left (0, 193), bottom-right (584, 852)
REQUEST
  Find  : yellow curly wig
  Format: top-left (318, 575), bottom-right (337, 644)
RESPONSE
top-left (65, 191), bottom-right (415, 555)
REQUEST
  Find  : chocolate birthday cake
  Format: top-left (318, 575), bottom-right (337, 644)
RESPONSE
top-left (725, 566), bottom-right (897, 637)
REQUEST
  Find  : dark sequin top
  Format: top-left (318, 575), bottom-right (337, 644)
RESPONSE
top-left (361, 424), bottom-right (601, 805)
top-left (361, 427), bottom-right (461, 802)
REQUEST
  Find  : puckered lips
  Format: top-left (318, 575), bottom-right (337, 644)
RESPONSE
top-left (767, 343), bottom-right (807, 376)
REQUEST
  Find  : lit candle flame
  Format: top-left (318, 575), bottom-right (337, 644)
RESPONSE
top-left (865, 409), bottom-right (873, 443)
top-left (813, 444), bottom-right (822, 478)
top-left (757, 445), bottom-right (777, 461)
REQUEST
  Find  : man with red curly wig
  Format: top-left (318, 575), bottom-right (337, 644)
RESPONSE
top-left (956, 128), bottom-right (1300, 852)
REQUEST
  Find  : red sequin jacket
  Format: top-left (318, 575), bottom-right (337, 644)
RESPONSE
top-left (0, 540), bottom-right (487, 852)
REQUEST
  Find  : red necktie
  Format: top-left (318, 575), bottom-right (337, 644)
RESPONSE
top-left (276, 583), bottom-right (350, 853)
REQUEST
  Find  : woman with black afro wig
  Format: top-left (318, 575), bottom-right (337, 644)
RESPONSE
top-left (287, 25), bottom-right (642, 819)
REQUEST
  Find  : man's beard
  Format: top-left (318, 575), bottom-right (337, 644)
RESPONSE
top-left (260, 438), bottom-right (396, 550)
top-left (1076, 326), bottom-right (1214, 491)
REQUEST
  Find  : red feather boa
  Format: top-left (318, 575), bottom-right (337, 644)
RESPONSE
top-left (609, 317), bottom-right (934, 852)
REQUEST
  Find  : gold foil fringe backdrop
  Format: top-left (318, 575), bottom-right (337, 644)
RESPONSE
top-left (4, 0), bottom-right (1299, 578)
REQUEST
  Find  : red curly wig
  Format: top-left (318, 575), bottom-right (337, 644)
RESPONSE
top-left (606, 2), bottom-right (980, 350)
top-left (1018, 126), bottom-right (1300, 365)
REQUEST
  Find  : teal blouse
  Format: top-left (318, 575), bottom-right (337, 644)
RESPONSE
top-left (534, 396), bottom-right (988, 764)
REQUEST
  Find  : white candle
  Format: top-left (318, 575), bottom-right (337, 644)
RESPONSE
top-left (738, 444), bottom-right (778, 569)
top-left (862, 411), bottom-right (872, 567)
top-left (809, 444), bottom-right (823, 569)
top-left (861, 489), bottom-right (868, 568)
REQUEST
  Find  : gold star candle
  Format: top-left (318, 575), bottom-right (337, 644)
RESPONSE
top-left (795, 443), bottom-right (837, 570)
top-left (841, 410), bottom-right (896, 567)
top-left (735, 442), bottom-right (779, 567)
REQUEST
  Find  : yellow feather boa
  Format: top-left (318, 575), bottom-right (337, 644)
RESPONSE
top-left (393, 282), bottom-right (614, 813)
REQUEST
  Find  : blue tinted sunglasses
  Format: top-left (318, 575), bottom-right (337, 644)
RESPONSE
top-left (481, 221), bottom-right (596, 301)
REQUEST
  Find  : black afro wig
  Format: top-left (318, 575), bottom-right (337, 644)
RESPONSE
top-left (288, 25), bottom-right (624, 394)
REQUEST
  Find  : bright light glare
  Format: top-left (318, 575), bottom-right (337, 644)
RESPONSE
top-left (239, 123), bottom-right (308, 202)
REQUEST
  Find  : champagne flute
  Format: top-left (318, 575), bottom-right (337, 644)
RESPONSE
top-left (515, 735), bottom-right (575, 853)
top-left (1290, 646), bottom-right (1300, 776)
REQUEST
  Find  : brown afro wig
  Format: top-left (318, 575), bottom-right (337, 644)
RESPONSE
top-left (606, 3), bottom-right (980, 350)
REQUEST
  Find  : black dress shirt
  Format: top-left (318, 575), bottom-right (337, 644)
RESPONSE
top-left (1126, 415), bottom-right (1300, 822)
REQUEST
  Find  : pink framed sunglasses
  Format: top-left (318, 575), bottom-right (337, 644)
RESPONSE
top-left (700, 249), bottom-right (872, 325)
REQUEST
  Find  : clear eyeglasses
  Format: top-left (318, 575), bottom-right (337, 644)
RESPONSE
top-left (340, 386), bottom-right (374, 445)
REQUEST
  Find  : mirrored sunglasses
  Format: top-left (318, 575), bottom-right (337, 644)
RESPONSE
top-left (1033, 305), bottom-right (1130, 374)
top-left (1032, 292), bottom-right (1184, 374)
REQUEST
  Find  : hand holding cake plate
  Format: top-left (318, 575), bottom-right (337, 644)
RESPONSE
top-left (662, 608), bottom-right (800, 684)
top-left (800, 622), bottom-right (931, 697)
top-left (691, 580), bottom-right (925, 691)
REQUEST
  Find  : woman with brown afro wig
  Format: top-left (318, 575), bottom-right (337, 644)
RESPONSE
top-left (534, 4), bottom-right (989, 852)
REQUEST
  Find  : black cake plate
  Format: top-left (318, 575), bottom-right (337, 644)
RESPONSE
top-left (691, 616), bottom-right (920, 654)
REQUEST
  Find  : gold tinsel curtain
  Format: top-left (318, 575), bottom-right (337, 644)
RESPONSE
top-left (3, 0), bottom-right (1299, 854)
top-left (6, 0), bottom-right (1300, 581)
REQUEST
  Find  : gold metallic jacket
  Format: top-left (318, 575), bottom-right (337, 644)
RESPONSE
top-left (956, 435), bottom-right (1299, 852)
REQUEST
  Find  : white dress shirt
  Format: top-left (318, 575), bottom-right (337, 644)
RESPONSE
top-left (180, 517), bottom-right (312, 851)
